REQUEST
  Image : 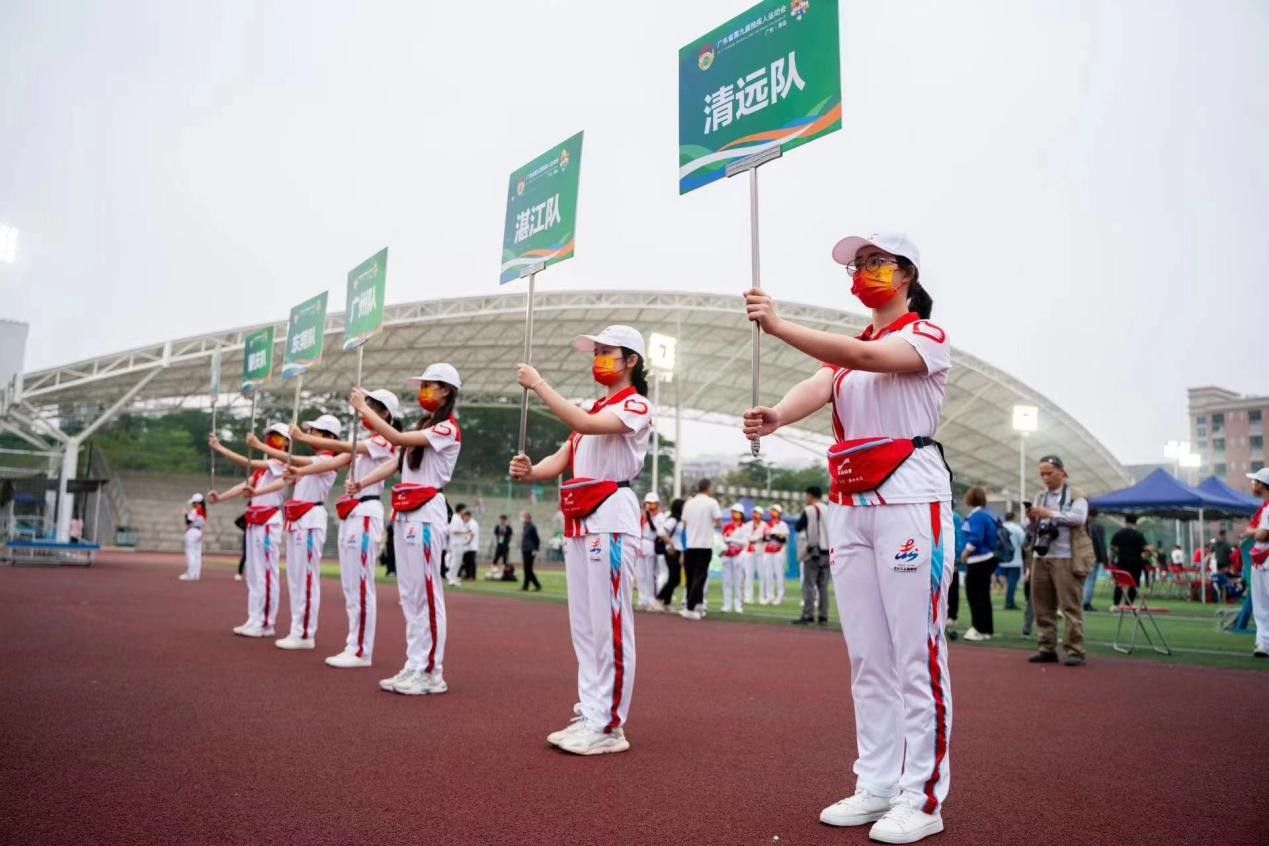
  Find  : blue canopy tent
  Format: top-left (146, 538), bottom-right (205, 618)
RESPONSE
top-left (1089, 468), bottom-right (1249, 604)
top-left (1196, 476), bottom-right (1261, 516)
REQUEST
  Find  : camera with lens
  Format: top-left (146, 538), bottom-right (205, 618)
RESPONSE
top-left (1031, 520), bottom-right (1060, 557)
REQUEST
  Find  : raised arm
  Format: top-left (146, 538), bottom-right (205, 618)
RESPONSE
top-left (291, 425), bottom-right (361, 455)
top-left (348, 388), bottom-right (433, 448)
top-left (209, 434), bottom-right (269, 470)
top-left (742, 367), bottom-right (833, 441)
top-left (246, 432), bottom-right (315, 466)
top-left (746, 289), bottom-right (925, 374)
top-left (508, 441), bottom-right (572, 484)
top-left (346, 454), bottom-right (399, 497)
top-left (516, 365), bottom-right (629, 436)
top-left (208, 481), bottom-right (250, 504)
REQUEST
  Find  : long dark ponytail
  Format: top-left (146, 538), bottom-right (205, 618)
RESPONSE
top-left (622, 348), bottom-right (649, 396)
top-left (405, 386), bottom-right (458, 471)
top-left (897, 257), bottom-right (933, 319)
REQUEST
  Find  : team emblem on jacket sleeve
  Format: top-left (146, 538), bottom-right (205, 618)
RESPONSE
top-left (623, 398), bottom-right (649, 415)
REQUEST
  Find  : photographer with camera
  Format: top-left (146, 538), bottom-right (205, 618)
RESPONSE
top-left (1026, 455), bottom-right (1095, 666)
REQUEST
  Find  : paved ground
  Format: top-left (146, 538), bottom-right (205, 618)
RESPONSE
top-left (2, 553), bottom-right (1266, 845)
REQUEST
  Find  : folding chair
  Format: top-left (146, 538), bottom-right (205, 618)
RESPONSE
top-left (1107, 567), bottom-right (1171, 655)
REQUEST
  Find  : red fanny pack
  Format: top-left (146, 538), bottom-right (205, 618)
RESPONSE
top-left (1252, 547), bottom-right (1269, 567)
top-left (828, 437), bottom-right (931, 503)
top-left (244, 505), bottom-right (280, 526)
top-left (391, 483), bottom-right (440, 514)
top-left (283, 500), bottom-right (319, 523)
top-left (335, 495), bottom-right (378, 520)
top-left (560, 477), bottom-right (622, 520)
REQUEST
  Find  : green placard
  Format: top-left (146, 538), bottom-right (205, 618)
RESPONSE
top-left (500, 131), bottom-right (583, 284)
top-left (242, 327), bottom-right (274, 392)
top-left (678, 0), bottom-right (841, 194)
top-left (282, 291), bottom-right (328, 379)
top-left (343, 247), bottom-right (388, 351)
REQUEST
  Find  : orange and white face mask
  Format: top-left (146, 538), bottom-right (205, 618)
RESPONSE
top-left (592, 354), bottom-right (624, 387)
top-left (851, 264), bottom-right (900, 308)
top-left (417, 385), bottom-right (444, 412)
top-left (265, 433), bottom-right (289, 451)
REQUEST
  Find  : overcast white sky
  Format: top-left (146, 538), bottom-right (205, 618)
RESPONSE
top-left (2, 0), bottom-right (1267, 467)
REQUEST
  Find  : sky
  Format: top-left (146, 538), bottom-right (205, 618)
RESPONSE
top-left (2, 0), bottom-right (1267, 468)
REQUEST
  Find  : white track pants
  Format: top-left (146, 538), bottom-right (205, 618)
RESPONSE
top-left (722, 554), bottom-right (746, 612)
top-left (396, 520), bottom-right (448, 677)
top-left (770, 550), bottom-right (786, 602)
top-left (285, 524), bottom-right (325, 640)
top-left (742, 551), bottom-right (756, 604)
top-left (337, 514), bottom-right (381, 659)
top-left (564, 532), bottom-right (637, 733)
top-left (1252, 564), bottom-right (1269, 653)
top-left (245, 521), bottom-right (281, 629)
top-left (758, 550), bottom-right (777, 604)
top-left (183, 529), bottom-right (203, 579)
top-left (635, 551), bottom-right (657, 605)
top-left (828, 501), bottom-right (954, 816)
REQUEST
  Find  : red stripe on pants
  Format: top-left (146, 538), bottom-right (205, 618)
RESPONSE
top-left (357, 516), bottom-right (368, 657)
top-left (424, 570), bottom-right (438, 673)
top-left (606, 533), bottom-right (625, 733)
top-left (302, 530), bottom-right (313, 638)
top-left (922, 501), bottom-right (949, 814)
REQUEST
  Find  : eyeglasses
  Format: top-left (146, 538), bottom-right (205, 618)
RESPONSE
top-left (843, 255), bottom-right (899, 275)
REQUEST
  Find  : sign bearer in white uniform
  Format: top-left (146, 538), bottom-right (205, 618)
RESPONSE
top-left (744, 233), bottom-right (953, 845)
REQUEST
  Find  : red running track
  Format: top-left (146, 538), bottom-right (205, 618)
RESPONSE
top-left (1, 553), bottom-right (1266, 845)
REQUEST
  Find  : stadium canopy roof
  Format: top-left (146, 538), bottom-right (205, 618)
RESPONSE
top-left (5, 290), bottom-right (1130, 496)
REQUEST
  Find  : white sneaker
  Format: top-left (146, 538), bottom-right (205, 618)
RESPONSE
top-left (234, 574), bottom-right (243, 581)
top-left (547, 715), bottom-right (587, 746)
top-left (393, 669), bottom-right (435, 695)
top-left (721, 604), bottom-right (733, 613)
top-left (274, 636), bottom-right (315, 650)
top-left (735, 604), bottom-right (744, 614)
top-left (648, 599), bottom-right (665, 612)
top-left (963, 628), bottom-right (989, 642)
top-left (868, 803), bottom-right (944, 844)
top-left (325, 651), bottom-right (372, 668)
top-left (558, 727), bottom-right (630, 756)
top-left (379, 667), bottom-right (413, 691)
top-left (819, 790), bottom-right (894, 827)
top-left (235, 625), bottom-right (272, 638)
top-left (178, 574), bottom-right (192, 581)
top-left (678, 609), bottom-right (702, 621)
top-left (232, 623), bottom-right (249, 635)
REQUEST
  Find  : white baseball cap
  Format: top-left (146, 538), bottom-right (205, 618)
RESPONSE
top-left (728, 502), bottom-right (745, 514)
top-left (574, 324), bottom-right (646, 358)
top-left (752, 507), bottom-right (766, 518)
top-left (366, 388), bottom-right (401, 420)
top-left (189, 493), bottom-right (205, 504)
top-left (266, 422), bottom-right (291, 440)
top-left (831, 232), bottom-right (921, 270)
top-left (769, 503), bottom-right (783, 514)
top-left (643, 491), bottom-right (660, 504)
top-left (408, 363), bottom-right (462, 390)
top-left (1247, 467), bottom-right (1269, 486)
top-left (302, 414), bottom-right (343, 437)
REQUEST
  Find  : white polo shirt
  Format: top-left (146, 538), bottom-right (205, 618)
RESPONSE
top-left (397, 416), bottom-right (462, 526)
top-left (568, 385), bottom-right (652, 537)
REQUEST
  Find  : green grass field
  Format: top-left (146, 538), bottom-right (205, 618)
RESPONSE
top-left (248, 558), bottom-right (1265, 672)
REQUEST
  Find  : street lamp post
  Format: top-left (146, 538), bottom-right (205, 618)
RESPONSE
top-left (1012, 405), bottom-right (1039, 513)
top-left (648, 332), bottom-right (678, 498)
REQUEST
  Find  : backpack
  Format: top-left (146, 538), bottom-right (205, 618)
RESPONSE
top-left (995, 518), bottom-right (1016, 562)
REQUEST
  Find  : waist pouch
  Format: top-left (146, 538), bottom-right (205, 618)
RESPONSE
top-left (244, 505), bottom-right (280, 526)
top-left (559, 477), bottom-right (629, 521)
top-left (283, 500), bottom-right (320, 524)
top-left (336, 494), bottom-right (380, 521)
top-left (391, 483), bottom-right (440, 514)
top-left (827, 436), bottom-right (938, 503)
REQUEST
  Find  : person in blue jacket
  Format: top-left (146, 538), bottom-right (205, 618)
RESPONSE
top-left (947, 510), bottom-right (966, 640)
top-left (959, 487), bottom-right (998, 640)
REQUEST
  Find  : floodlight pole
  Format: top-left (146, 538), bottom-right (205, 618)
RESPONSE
top-left (726, 145), bottom-right (781, 457)
top-left (517, 262), bottom-right (546, 457)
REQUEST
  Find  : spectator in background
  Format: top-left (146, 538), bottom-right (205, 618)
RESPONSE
top-left (460, 508), bottom-right (479, 581)
top-left (1026, 455), bottom-right (1094, 666)
top-left (69, 516), bottom-right (84, 544)
top-left (1109, 515), bottom-right (1148, 607)
top-left (655, 498), bottom-right (686, 610)
top-left (520, 511), bottom-right (541, 591)
top-left (680, 479), bottom-right (722, 621)
top-left (793, 485), bottom-right (829, 626)
top-left (959, 487), bottom-right (997, 641)
top-left (1241, 466), bottom-right (1269, 657)
top-left (493, 515), bottom-right (513, 571)
top-left (1170, 544), bottom-right (1185, 567)
top-left (1083, 507), bottom-right (1108, 611)
top-left (1000, 511), bottom-right (1026, 610)
top-left (1214, 530), bottom-right (1233, 574)
top-left (446, 502), bottom-right (467, 586)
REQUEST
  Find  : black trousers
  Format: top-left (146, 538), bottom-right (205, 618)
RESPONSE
top-left (947, 565), bottom-right (960, 622)
top-left (493, 544), bottom-right (510, 566)
top-left (461, 550), bottom-right (477, 580)
top-left (683, 548), bottom-right (713, 611)
top-left (965, 556), bottom-right (997, 635)
top-left (656, 548), bottom-right (682, 605)
top-left (1114, 562), bottom-right (1144, 605)
top-left (522, 551), bottom-right (540, 590)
